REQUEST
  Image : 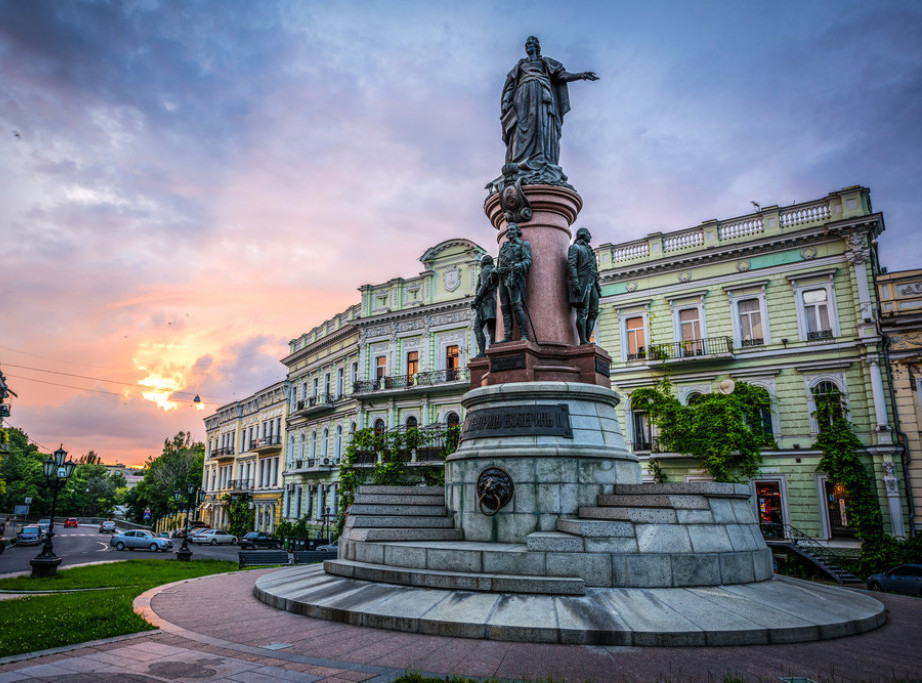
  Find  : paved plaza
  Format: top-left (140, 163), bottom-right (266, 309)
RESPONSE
top-left (1, 568), bottom-right (920, 681)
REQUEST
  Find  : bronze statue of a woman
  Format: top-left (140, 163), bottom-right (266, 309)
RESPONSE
top-left (500, 36), bottom-right (598, 187)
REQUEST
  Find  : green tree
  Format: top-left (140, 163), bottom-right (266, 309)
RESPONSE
top-left (631, 379), bottom-right (775, 482)
top-left (225, 495), bottom-right (254, 537)
top-left (125, 431), bottom-right (204, 524)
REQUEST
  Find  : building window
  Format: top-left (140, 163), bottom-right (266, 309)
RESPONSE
top-left (632, 410), bottom-right (652, 451)
top-left (336, 368), bottom-right (344, 398)
top-left (335, 425), bottom-right (343, 460)
top-left (812, 380), bottom-right (844, 428)
top-left (351, 361), bottom-right (358, 385)
top-left (322, 428), bottom-right (329, 457)
top-left (446, 345), bottom-right (460, 381)
top-left (625, 316), bottom-right (646, 360)
top-left (324, 373), bottom-right (331, 398)
top-left (678, 307), bottom-right (702, 355)
top-left (313, 377), bottom-right (319, 397)
top-left (406, 415), bottom-right (418, 429)
top-left (755, 480), bottom-right (786, 538)
top-left (803, 288), bottom-right (832, 340)
top-left (686, 391), bottom-right (705, 405)
top-left (374, 418), bottom-right (386, 435)
top-left (310, 431), bottom-right (317, 459)
top-left (376, 356), bottom-right (387, 384)
top-left (406, 350), bottom-right (419, 380)
top-left (737, 298), bottom-right (763, 346)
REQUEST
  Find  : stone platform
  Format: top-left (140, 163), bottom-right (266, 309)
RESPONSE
top-left (254, 564), bottom-right (886, 646)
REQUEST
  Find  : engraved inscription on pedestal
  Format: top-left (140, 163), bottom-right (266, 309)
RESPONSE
top-left (491, 353), bottom-right (526, 372)
top-left (461, 404), bottom-right (572, 439)
top-left (595, 357), bottom-right (610, 377)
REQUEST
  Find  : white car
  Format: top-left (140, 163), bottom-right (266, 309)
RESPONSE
top-left (190, 528), bottom-right (236, 545)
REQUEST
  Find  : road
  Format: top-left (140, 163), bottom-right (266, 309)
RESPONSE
top-left (0, 524), bottom-right (240, 575)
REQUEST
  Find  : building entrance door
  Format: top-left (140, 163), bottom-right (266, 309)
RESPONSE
top-left (824, 480), bottom-right (856, 539)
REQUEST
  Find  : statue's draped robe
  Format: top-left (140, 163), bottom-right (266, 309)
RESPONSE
top-left (502, 56), bottom-right (572, 183)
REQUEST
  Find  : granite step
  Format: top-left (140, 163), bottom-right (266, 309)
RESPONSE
top-left (349, 504), bottom-right (448, 516)
top-left (357, 485), bottom-right (445, 496)
top-left (346, 528), bottom-right (464, 542)
top-left (353, 493), bottom-right (446, 506)
top-left (596, 494), bottom-right (709, 510)
top-left (578, 507), bottom-right (679, 524)
top-left (347, 515), bottom-right (456, 529)
top-left (324, 558), bottom-right (585, 595)
top-left (525, 531), bottom-right (584, 552)
top-left (614, 482), bottom-right (750, 499)
top-left (556, 517), bottom-right (635, 538)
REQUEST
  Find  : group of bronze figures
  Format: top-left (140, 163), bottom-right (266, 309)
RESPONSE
top-left (471, 224), bottom-right (600, 356)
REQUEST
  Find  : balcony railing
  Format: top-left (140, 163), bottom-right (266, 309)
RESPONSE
top-left (252, 434), bottom-right (282, 450)
top-left (807, 330), bottom-right (834, 341)
top-left (226, 478), bottom-right (254, 492)
top-left (293, 393), bottom-right (337, 415)
top-left (353, 368), bottom-right (468, 395)
top-left (648, 336), bottom-right (733, 361)
top-left (210, 446), bottom-right (235, 458)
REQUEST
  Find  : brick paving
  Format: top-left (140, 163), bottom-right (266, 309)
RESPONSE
top-left (0, 567), bottom-right (920, 681)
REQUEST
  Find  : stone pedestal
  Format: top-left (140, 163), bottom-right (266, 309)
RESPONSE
top-left (484, 185), bottom-right (582, 346)
top-left (469, 340), bottom-right (612, 389)
top-left (446, 382), bottom-right (640, 544)
top-left (30, 555), bottom-right (62, 578)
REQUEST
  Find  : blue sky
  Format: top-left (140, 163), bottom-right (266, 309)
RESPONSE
top-left (2, 0), bottom-right (920, 464)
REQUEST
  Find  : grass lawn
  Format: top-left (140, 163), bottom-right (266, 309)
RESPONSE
top-left (0, 559), bottom-right (238, 657)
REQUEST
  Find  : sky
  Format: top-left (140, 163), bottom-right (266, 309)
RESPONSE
top-left (2, 0), bottom-right (921, 467)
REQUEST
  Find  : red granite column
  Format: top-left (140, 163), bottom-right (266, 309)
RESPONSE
top-left (484, 185), bottom-right (582, 346)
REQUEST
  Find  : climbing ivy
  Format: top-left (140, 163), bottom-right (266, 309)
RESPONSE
top-left (223, 494), bottom-right (254, 538)
top-left (631, 377), bottom-right (776, 483)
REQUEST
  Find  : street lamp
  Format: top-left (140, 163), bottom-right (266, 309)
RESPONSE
top-left (175, 483), bottom-right (198, 561)
top-left (30, 444), bottom-right (77, 577)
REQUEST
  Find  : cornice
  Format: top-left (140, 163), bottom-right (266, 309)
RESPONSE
top-left (282, 324), bottom-right (359, 366)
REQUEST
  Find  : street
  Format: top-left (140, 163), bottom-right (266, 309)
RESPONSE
top-left (0, 524), bottom-right (240, 575)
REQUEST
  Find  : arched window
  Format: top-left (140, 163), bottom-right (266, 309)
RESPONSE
top-left (446, 412), bottom-right (460, 428)
top-left (406, 416), bottom-right (418, 429)
top-left (310, 431), bottom-right (317, 458)
top-left (322, 428), bottom-right (329, 456)
top-left (812, 380), bottom-right (844, 428)
top-left (374, 419), bottom-right (386, 435)
top-left (350, 421), bottom-right (357, 434)
top-left (686, 392), bottom-right (705, 405)
top-left (298, 433), bottom-right (305, 460)
top-left (335, 425), bottom-right (343, 459)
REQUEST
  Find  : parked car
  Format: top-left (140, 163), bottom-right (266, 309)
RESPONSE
top-left (99, 520), bottom-right (117, 533)
top-left (867, 564), bottom-right (922, 597)
top-left (238, 532), bottom-right (281, 550)
top-left (110, 529), bottom-right (173, 552)
top-left (16, 525), bottom-right (43, 546)
top-left (64, 518), bottom-right (79, 528)
top-left (37, 519), bottom-right (51, 533)
top-left (316, 541), bottom-right (338, 553)
top-left (190, 528), bottom-right (236, 545)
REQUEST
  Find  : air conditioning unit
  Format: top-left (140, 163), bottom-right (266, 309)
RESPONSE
top-left (322, 457), bottom-right (331, 466)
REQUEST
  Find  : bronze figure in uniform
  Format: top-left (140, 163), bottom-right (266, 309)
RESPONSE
top-left (568, 227), bottom-right (601, 345)
top-left (496, 223), bottom-right (533, 342)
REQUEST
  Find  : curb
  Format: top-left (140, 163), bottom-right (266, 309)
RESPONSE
top-left (0, 629), bottom-right (160, 666)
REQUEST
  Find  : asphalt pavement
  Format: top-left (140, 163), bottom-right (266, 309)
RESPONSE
top-left (0, 567), bottom-right (920, 681)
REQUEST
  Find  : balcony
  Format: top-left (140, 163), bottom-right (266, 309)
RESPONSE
top-left (647, 337), bottom-right (734, 364)
top-left (352, 368), bottom-right (469, 397)
top-left (226, 478), bottom-right (254, 493)
top-left (252, 434), bottom-right (282, 453)
top-left (210, 446), bottom-right (235, 460)
top-left (293, 393), bottom-right (336, 417)
top-left (807, 330), bottom-right (834, 341)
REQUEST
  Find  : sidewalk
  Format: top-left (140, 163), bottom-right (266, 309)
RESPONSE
top-left (1, 567), bottom-right (920, 681)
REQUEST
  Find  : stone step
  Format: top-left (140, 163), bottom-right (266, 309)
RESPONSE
top-left (556, 517), bottom-right (635, 538)
top-left (357, 485), bottom-right (445, 496)
top-left (349, 504), bottom-right (448, 516)
top-left (579, 507), bottom-right (678, 524)
top-left (346, 528), bottom-right (464, 542)
top-left (525, 531), bottom-right (584, 552)
top-left (596, 494), bottom-right (709, 510)
top-left (324, 558), bottom-right (585, 595)
top-left (614, 482), bottom-right (750, 499)
top-left (353, 493), bottom-right (446, 506)
top-left (347, 515), bottom-right (456, 529)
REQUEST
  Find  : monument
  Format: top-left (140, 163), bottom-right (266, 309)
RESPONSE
top-left (255, 38), bottom-right (885, 645)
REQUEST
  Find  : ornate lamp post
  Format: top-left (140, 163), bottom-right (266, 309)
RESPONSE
top-left (30, 444), bottom-right (76, 577)
top-left (175, 483), bottom-right (198, 562)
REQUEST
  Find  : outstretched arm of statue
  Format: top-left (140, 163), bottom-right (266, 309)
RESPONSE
top-left (559, 70), bottom-right (599, 83)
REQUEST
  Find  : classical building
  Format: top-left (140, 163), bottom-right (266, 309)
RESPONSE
top-left (279, 239), bottom-right (485, 535)
top-left (878, 268), bottom-right (922, 535)
top-left (597, 185), bottom-right (906, 541)
top-left (201, 381), bottom-right (287, 531)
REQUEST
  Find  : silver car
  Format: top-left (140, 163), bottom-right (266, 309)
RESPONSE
top-left (190, 528), bottom-right (236, 545)
top-left (110, 529), bottom-right (173, 552)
